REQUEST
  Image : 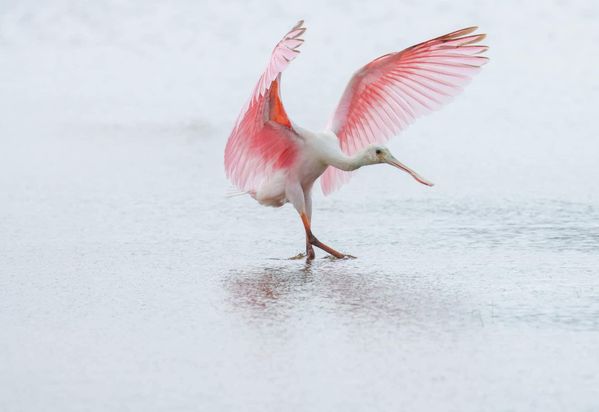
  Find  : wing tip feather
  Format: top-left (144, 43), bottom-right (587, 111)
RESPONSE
top-left (437, 26), bottom-right (478, 40)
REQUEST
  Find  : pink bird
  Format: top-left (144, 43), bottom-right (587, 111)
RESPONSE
top-left (225, 21), bottom-right (488, 260)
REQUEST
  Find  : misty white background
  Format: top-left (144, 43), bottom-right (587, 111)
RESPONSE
top-left (2, 0), bottom-right (598, 199)
top-left (1, 1), bottom-right (598, 411)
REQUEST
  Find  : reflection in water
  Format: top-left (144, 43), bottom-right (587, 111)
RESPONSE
top-left (222, 259), bottom-right (470, 330)
top-left (224, 262), bottom-right (315, 310)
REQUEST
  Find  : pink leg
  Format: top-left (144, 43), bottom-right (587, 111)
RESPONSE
top-left (300, 213), bottom-right (347, 259)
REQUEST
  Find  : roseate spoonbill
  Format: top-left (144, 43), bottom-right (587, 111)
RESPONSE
top-left (225, 20), bottom-right (488, 260)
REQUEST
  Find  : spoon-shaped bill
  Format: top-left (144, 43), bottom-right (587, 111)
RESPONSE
top-left (386, 156), bottom-right (434, 187)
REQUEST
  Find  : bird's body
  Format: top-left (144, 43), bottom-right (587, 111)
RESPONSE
top-left (251, 127), bottom-right (323, 207)
top-left (225, 21), bottom-right (488, 260)
top-left (253, 128), bottom-right (348, 208)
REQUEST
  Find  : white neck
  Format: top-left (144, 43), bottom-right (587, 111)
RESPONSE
top-left (299, 128), bottom-right (377, 172)
top-left (325, 148), bottom-right (372, 172)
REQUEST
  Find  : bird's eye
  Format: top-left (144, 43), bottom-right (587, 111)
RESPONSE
top-left (375, 149), bottom-right (382, 155)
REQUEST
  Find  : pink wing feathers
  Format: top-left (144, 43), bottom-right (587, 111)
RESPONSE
top-left (225, 20), bottom-right (306, 192)
top-left (321, 27), bottom-right (488, 195)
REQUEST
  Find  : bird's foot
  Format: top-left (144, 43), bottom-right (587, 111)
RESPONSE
top-left (288, 253), bottom-right (307, 260)
top-left (289, 242), bottom-right (316, 261)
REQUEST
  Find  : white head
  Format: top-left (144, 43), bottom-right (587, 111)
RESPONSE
top-left (358, 145), bottom-right (434, 187)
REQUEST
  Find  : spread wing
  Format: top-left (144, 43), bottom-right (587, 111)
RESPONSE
top-left (321, 27), bottom-right (488, 195)
top-left (224, 20), bottom-right (306, 192)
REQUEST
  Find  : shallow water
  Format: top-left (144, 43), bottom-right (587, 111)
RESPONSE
top-left (2, 123), bottom-right (598, 411)
top-left (2, 1), bottom-right (599, 411)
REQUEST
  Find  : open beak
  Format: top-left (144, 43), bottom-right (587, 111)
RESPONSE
top-left (385, 156), bottom-right (434, 187)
